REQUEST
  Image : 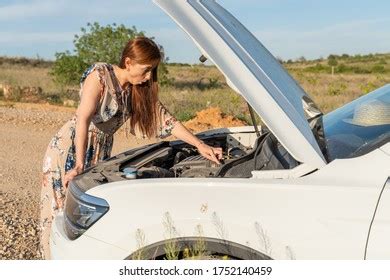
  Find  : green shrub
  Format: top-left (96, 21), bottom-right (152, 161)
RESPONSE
top-left (372, 65), bottom-right (385, 73)
top-left (352, 67), bottom-right (371, 74)
top-left (51, 22), bottom-right (173, 87)
top-left (336, 63), bottom-right (349, 73)
top-left (175, 111), bottom-right (196, 122)
top-left (327, 82), bottom-right (347, 96)
top-left (360, 82), bottom-right (377, 94)
top-left (328, 58), bottom-right (338, 67)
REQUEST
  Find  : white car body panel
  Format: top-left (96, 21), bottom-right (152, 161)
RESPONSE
top-left (153, 0), bottom-right (326, 168)
top-left (380, 142), bottom-right (390, 156)
top-left (366, 177), bottom-right (390, 259)
top-left (50, 146), bottom-right (390, 259)
top-left (50, 212), bottom-right (127, 260)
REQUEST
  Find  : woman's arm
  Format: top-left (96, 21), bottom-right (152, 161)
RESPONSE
top-left (156, 102), bottom-right (223, 164)
top-left (171, 122), bottom-right (223, 164)
top-left (63, 71), bottom-right (102, 188)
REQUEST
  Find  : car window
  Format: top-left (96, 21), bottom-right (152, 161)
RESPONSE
top-left (323, 85), bottom-right (390, 161)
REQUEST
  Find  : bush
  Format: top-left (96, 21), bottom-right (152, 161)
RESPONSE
top-left (336, 63), bottom-right (349, 73)
top-left (360, 82), bottom-right (377, 94)
top-left (51, 22), bottom-right (173, 86)
top-left (328, 58), bottom-right (338, 67)
top-left (372, 65), bottom-right (385, 73)
top-left (175, 111), bottom-right (196, 122)
top-left (327, 82), bottom-right (347, 96)
top-left (352, 67), bottom-right (371, 74)
top-left (303, 63), bottom-right (329, 73)
top-left (51, 52), bottom-right (87, 86)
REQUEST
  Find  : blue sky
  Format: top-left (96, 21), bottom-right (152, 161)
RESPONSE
top-left (1, 0), bottom-right (390, 63)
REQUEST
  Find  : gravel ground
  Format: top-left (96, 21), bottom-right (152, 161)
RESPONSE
top-left (0, 102), bottom-right (153, 259)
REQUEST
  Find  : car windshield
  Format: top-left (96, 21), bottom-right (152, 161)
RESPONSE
top-left (323, 85), bottom-right (390, 161)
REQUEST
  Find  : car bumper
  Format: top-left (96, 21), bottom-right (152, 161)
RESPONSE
top-left (50, 212), bottom-right (127, 259)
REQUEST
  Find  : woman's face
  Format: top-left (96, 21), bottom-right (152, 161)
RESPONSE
top-left (126, 60), bottom-right (155, 85)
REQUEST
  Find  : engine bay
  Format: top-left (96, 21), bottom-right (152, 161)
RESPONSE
top-left (74, 130), bottom-right (299, 191)
top-left (136, 145), bottom-right (250, 179)
top-left (128, 133), bottom-right (254, 179)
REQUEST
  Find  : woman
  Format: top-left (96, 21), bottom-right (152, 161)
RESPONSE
top-left (40, 37), bottom-right (222, 259)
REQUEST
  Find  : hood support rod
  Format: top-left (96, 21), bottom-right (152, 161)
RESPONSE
top-left (247, 103), bottom-right (260, 137)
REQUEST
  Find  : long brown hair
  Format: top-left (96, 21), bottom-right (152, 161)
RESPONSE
top-left (119, 37), bottom-right (162, 138)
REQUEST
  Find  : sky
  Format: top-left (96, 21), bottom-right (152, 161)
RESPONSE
top-left (1, 0), bottom-right (390, 63)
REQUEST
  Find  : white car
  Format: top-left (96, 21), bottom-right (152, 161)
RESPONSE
top-left (50, 0), bottom-right (390, 259)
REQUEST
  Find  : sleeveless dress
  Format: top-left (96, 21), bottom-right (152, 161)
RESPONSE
top-left (39, 63), bottom-right (177, 259)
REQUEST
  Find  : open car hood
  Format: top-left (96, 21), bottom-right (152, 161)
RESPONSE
top-left (154, 0), bottom-right (326, 168)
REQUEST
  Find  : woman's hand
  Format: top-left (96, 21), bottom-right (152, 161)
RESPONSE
top-left (196, 142), bottom-right (223, 165)
top-left (62, 166), bottom-right (83, 189)
top-left (169, 122), bottom-right (223, 164)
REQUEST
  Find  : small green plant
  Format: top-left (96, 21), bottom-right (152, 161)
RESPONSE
top-left (197, 77), bottom-right (221, 90)
top-left (306, 76), bottom-right (318, 86)
top-left (208, 77), bottom-right (220, 89)
top-left (360, 81), bottom-right (377, 94)
top-left (327, 82), bottom-right (347, 96)
top-left (175, 111), bottom-right (196, 122)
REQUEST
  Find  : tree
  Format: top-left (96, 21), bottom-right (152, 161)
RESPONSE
top-left (298, 56), bottom-right (306, 63)
top-left (51, 22), bottom-right (173, 86)
top-left (328, 57), bottom-right (338, 67)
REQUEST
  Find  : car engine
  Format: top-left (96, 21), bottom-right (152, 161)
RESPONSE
top-left (75, 131), bottom-right (299, 191)
top-left (136, 146), bottom-right (249, 178)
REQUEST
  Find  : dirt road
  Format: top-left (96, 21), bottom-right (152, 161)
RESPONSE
top-left (0, 102), bottom-right (154, 259)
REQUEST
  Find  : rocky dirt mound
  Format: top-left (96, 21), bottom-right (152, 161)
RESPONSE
top-left (184, 107), bottom-right (246, 132)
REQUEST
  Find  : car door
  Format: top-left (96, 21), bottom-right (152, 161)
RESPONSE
top-left (364, 177), bottom-right (390, 259)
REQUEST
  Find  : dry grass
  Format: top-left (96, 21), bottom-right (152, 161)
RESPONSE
top-left (1, 58), bottom-right (390, 121)
top-left (292, 72), bottom-right (390, 112)
top-left (0, 63), bottom-right (58, 92)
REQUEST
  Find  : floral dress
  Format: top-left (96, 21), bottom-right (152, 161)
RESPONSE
top-left (39, 63), bottom-right (177, 259)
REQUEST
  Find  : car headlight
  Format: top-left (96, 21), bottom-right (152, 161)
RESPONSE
top-left (64, 181), bottom-right (109, 240)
